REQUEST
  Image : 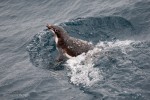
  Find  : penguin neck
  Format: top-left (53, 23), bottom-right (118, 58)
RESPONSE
top-left (60, 32), bottom-right (70, 41)
top-left (53, 31), bottom-right (70, 45)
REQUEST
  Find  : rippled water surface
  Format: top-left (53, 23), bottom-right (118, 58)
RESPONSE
top-left (0, 0), bottom-right (150, 100)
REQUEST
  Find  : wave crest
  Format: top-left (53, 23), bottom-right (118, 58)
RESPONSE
top-left (66, 40), bottom-right (133, 86)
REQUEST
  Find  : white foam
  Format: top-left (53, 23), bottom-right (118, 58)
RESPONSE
top-left (66, 45), bottom-right (104, 86)
top-left (66, 40), bottom-right (133, 86)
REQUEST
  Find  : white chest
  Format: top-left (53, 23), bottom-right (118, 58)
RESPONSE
top-left (51, 30), bottom-right (58, 44)
top-left (54, 36), bottom-right (58, 44)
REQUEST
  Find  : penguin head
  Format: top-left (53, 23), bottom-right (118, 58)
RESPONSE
top-left (46, 24), bottom-right (68, 39)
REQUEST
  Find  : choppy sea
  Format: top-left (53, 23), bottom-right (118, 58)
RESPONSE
top-left (0, 0), bottom-right (150, 100)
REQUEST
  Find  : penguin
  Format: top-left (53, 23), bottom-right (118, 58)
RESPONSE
top-left (46, 24), bottom-right (93, 61)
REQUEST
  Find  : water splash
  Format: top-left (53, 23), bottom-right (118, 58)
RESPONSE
top-left (66, 40), bottom-right (133, 86)
top-left (26, 31), bottom-right (58, 69)
top-left (66, 52), bottom-right (102, 86)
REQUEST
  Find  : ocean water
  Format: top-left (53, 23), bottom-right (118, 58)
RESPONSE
top-left (0, 0), bottom-right (150, 100)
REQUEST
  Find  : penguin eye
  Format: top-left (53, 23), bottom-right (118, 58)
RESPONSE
top-left (54, 29), bottom-right (58, 32)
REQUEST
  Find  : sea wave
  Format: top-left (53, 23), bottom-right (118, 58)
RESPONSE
top-left (27, 16), bottom-right (135, 69)
top-left (66, 40), bottom-right (133, 86)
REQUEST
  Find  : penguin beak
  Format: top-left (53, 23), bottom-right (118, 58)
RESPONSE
top-left (46, 24), bottom-right (56, 36)
top-left (46, 24), bottom-right (53, 30)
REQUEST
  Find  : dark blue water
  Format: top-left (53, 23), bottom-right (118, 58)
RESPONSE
top-left (0, 0), bottom-right (150, 100)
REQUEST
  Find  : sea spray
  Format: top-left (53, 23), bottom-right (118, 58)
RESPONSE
top-left (66, 40), bottom-right (133, 86)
